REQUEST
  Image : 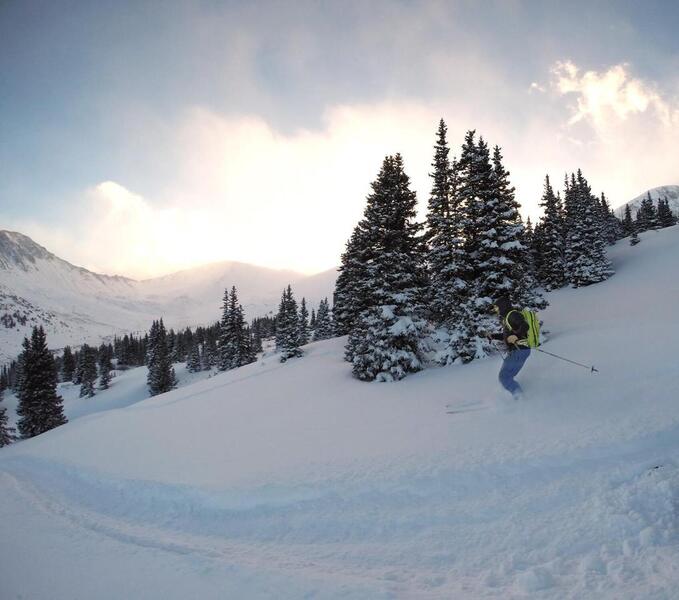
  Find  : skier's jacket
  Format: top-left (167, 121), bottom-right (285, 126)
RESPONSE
top-left (491, 297), bottom-right (530, 350)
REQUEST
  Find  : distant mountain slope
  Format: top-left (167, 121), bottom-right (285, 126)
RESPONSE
top-left (0, 230), bottom-right (337, 361)
top-left (614, 185), bottom-right (679, 218)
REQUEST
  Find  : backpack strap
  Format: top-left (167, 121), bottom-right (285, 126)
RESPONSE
top-left (503, 310), bottom-right (529, 347)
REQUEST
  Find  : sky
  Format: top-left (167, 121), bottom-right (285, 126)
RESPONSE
top-left (1, 0), bottom-right (678, 278)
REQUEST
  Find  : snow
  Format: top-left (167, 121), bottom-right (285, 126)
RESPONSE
top-left (614, 184), bottom-right (679, 219)
top-left (1, 225), bottom-right (679, 598)
top-left (0, 230), bottom-right (337, 361)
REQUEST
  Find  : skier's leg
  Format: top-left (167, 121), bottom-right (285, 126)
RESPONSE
top-left (498, 349), bottom-right (530, 396)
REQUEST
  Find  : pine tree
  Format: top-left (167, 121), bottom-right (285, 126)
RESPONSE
top-left (16, 326), bottom-right (67, 438)
top-left (310, 308), bottom-right (317, 331)
top-left (425, 119), bottom-right (466, 337)
top-left (146, 319), bottom-right (177, 396)
top-left (298, 298), bottom-right (310, 346)
top-left (219, 287), bottom-right (253, 370)
top-left (598, 192), bottom-right (620, 244)
top-left (333, 226), bottom-right (370, 336)
top-left (0, 383), bottom-right (16, 447)
top-left (622, 204), bottom-right (634, 237)
top-left (187, 342), bottom-right (202, 373)
top-left (276, 285), bottom-right (303, 362)
top-left (314, 298), bottom-right (335, 340)
top-left (636, 192), bottom-right (658, 232)
top-left (564, 170), bottom-right (614, 287)
top-left (537, 175), bottom-right (566, 289)
top-left (61, 346), bottom-right (76, 382)
top-left (79, 345), bottom-right (98, 398)
top-left (346, 154), bottom-right (428, 381)
top-left (657, 197), bottom-right (676, 228)
top-left (98, 351), bottom-right (112, 390)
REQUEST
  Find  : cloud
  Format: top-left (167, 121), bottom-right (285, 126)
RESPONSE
top-left (545, 60), bottom-right (679, 205)
top-left (551, 60), bottom-right (676, 128)
top-left (10, 61), bottom-right (677, 279)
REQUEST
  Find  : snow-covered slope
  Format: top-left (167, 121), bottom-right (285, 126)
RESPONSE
top-left (0, 230), bottom-right (336, 361)
top-left (0, 226), bottom-right (678, 598)
top-left (614, 184), bottom-right (679, 218)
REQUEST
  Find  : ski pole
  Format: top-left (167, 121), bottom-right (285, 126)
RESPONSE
top-left (536, 348), bottom-right (599, 373)
top-left (489, 339), bottom-right (506, 359)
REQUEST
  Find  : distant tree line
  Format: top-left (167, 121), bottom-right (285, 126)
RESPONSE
top-left (621, 191), bottom-right (677, 246)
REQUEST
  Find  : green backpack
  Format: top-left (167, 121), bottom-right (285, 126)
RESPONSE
top-left (505, 308), bottom-right (541, 348)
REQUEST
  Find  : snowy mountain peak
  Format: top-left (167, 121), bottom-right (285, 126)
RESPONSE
top-left (614, 185), bottom-right (679, 218)
top-left (0, 230), bottom-right (57, 271)
top-left (0, 230), bottom-right (336, 361)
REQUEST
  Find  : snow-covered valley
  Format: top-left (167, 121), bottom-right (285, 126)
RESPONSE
top-left (0, 225), bottom-right (678, 598)
top-left (0, 230), bottom-right (336, 362)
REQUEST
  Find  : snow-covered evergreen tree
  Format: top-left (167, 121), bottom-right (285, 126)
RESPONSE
top-left (636, 192), bottom-right (658, 232)
top-left (657, 198), bottom-right (676, 228)
top-left (298, 297), bottom-right (309, 346)
top-left (276, 285), bottom-right (302, 362)
top-left (187, 342), bottom-right (202, 373)
top-left (537, 175), bottom-right (566, 290)
top-left (563, 171), bottom-right (614, 287)
top-left (622, 204), bottom-right (634, 237)
top-left (146, 319), bottom-right (177, 396)
top-left (452, 137), bottom-right (544, 362)
top-left (424, 119), bottom-right (466, 338)
top-left (61, 346), bottom-right (76, 382)
top-left (314, 298), bottom-right (334, 341)
top-left (78, 344), bottom-right (97, 398)
top-left (0, 383), bottom-right (16, 447)
top-left (98, 351), bottom-right (112, 390)
top-left (16, 326), bottom-right (67, 438)
top-left (333, 226), bottom-right (369, 337)
top-left (346, 154), bottom-right (428, 381)
top-left (219, 287), bottom-right (254, 370)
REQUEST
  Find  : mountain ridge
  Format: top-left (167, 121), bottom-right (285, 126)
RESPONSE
top-left (0, 230), bottom-right (337, 361)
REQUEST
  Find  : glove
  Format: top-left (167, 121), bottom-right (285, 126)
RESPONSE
top-left (506, 335), bottom-right (519, 345)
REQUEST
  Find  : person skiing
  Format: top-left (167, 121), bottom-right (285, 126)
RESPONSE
top-left (488, 295), bottom-right (531, 398)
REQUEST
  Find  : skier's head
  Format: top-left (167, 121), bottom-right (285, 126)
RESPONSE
top-left (491, 295), bottom-right (512, 316)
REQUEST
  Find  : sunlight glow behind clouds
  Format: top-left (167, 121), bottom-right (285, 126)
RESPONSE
top-left (11, 61), bottom-right (677, 280)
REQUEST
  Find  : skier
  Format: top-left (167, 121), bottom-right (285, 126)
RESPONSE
top-left (488, 296), bottom-right (531, 398)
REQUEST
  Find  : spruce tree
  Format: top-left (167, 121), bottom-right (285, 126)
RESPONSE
top-left (61, 346), bottom-right (76, 382)
top-left (537, 175), bottom-right (566, 289)
top-left (425, 119), bottom-right (466, 337)
top-left (314, 298), bottom-right (335, 341)
top-left (187, 342), bottom-right (202, 373)
top-left (0, 383), bottom-right (16, 447)
top-left (333, 226), bottom-right (370, 337)
top-left (146, 319), bottom-right (177, 396)
top-left (564, 170), bottom-right (614, 287)
top-left (657, 198), bottom-right (676, 228)
top-left (79, 345), bottom-right (98, 398)
top-left (346, 154), bottom-right (428, 381)
top-left (16, 326), bottom-right (67, 438)
top-left (298, 298), bottom-right (310, 346)
top-left (219, 287), bottom-right (253, 370)
top-left (276, 285), bottom-right (303, 362)
top-left (98, 352), bottom-right (112, 390)
top-left (622, 204), bottom-right (634, 237)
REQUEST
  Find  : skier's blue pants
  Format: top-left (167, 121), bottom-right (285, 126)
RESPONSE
top-left (499, 348), bottom-right (531, 396)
